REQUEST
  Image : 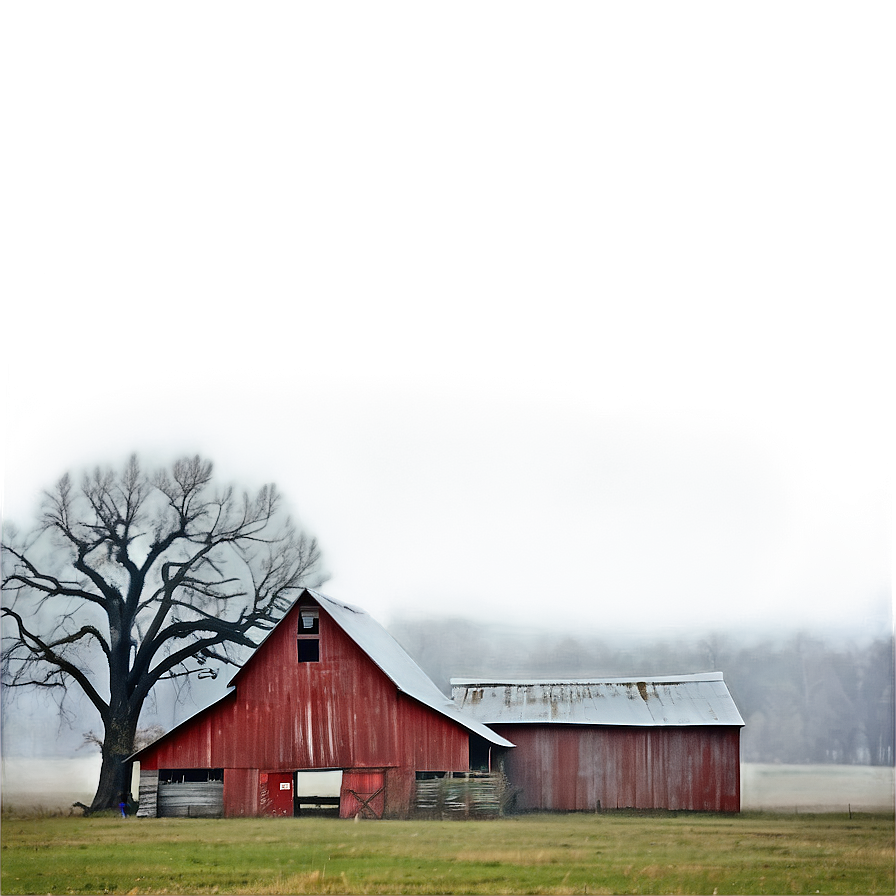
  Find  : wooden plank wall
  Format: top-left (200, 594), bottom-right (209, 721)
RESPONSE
top-left (157, 781), bottom-right (224, 817)
top-left (493, 725), bottom-right (741, 812)
top-left (136, 770), bottom-right (158, 818)
top-left (223, 768), bottom-right (259, 817)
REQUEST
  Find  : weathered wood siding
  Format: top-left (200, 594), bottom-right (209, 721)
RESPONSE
top-left (415, 772), bottom-right (511, 818)
top-left (137, 599), bottom-right (469, 817)
top-left (157, 781), bottom-right (224, 817)
top-left (492, 724), bottom-right (741, 812)
top-left (223, 767), bottom-right (258, 817)
top-left (136, 769), bottom-right (158, 817)
top-left (340, 770), bottom-right (386, 818)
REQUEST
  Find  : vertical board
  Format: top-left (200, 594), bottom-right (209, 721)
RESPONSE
top-left (340, 770), bottom-right (385, 818)
top-left (223, 768), bottom-right (258, 817)
top-left (136, 769), bottom-right (158, 818)
top-left (384, 766), bottom-right (415, 818)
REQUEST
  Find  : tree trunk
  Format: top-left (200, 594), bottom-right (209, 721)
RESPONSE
top-left (91, 749), bottom-right (134, 813)
top-left (90, 712), bottom-right (139, 813)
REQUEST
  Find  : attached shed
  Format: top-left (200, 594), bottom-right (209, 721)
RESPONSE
top-left (131, 589), bottom-right (512, 819)
top-left (452, 674), bottom-right (744, 812)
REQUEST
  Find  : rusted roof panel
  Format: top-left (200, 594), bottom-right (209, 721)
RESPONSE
top-left (451, 673), bottom-right (744, 727)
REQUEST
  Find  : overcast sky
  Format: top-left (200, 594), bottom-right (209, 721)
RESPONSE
top-left (2, 4), bottom-right (892, 655)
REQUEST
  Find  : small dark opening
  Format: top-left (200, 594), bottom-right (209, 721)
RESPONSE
top-left (294, 796), bottom-right (340, 817)
top-left (469, 735), bottom-right (491, 772)
top-left (297, 639), bottom-right (320, 663)
top-left (159, 768), bottom-right (223, 784)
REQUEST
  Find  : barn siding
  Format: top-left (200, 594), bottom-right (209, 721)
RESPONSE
top-left (340, 769), bottom-right (387, 818)
top-left (137, 600), bottom-right (469, 817)
top-left (157, 781), bottom-right (223, 817)
top-left (136, 770), bottom-right (158, 817)
top-left (386, 766), bottom-right (414, 817)
top-left (494, 724), bottom-right (740, 812)
top-left (224, 768), bottom-right (258, 817)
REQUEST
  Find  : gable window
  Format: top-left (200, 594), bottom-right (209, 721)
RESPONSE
top-left (297, 607), bottom-right (320, 662)
top-left (299, 608), bottom-right (319, 634)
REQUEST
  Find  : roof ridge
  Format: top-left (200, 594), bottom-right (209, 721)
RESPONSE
top-left (450, 672), bottom-right (724, 685)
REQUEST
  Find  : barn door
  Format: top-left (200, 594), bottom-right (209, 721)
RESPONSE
top-left (339, 770), bottom-right (385, 819)
top-left (259, 771), bottom-right (294, 816)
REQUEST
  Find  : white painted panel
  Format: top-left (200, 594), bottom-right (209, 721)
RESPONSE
top-left (295, 769), bottom-right (342, 797)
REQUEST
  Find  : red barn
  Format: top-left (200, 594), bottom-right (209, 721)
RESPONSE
top-left (131, 590), bottom-right (512, 818)
top-left (452, 676), bottom-right (744, 812)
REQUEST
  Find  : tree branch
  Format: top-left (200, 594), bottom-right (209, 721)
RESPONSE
top-left (1, 607), bottom-right (110, 724)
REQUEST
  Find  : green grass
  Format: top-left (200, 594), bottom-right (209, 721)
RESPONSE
top-left (1, 811), bottom-right (893, 895)
top-left (0, 762), bottom-right (896, 896)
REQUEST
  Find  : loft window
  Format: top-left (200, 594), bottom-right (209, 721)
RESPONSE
top-left (297, 607), bottom-right (320, 663)
top-left (299, 608), bottom-right (319, 634)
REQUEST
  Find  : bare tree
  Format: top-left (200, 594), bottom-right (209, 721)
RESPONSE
top-left (1, 455), bottom-right (324, 811)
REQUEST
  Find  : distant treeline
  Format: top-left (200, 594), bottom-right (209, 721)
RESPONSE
top-left (389, 618), bottom-right (895, 767)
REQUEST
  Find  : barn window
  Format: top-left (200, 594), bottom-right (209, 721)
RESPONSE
top-left (297, 608), bottom-right (320, 662)
top-left (297, 639), bottom-right (320, 662)
top-left (299, 608), bottom-right (319, 634)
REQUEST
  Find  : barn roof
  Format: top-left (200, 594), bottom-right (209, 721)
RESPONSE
top-left (302, 591), bottom-right (514, 748)
top-left (450, 673), bottom-right (745, 728)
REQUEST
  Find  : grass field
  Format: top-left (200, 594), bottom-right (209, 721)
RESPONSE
top-left (1, 811), bottom-right (893, 895)
top-left (2, 762), bottom-right (892, 893)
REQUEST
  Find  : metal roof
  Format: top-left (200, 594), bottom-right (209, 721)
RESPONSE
top-left (307, 591), bottom-right (514, 747)
top-left (450, 673), bottom-right (744, 728)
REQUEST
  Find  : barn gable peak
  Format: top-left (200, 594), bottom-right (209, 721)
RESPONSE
top-left (226, 589), bottom-right (513, 749)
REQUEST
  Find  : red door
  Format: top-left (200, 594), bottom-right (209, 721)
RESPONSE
top-left (339, 770), bottom-right (385, 819)
top-left (259, 771), bottom-right (294, 816)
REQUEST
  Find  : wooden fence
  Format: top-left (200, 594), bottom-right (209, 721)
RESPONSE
top-left (414, 772), bottom-right (516, 818)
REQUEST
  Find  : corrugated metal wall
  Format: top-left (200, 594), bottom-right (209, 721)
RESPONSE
top-left (138, 600), bottom-right (470, 817)
top-left (494, 724), bottom-right (740, 812)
